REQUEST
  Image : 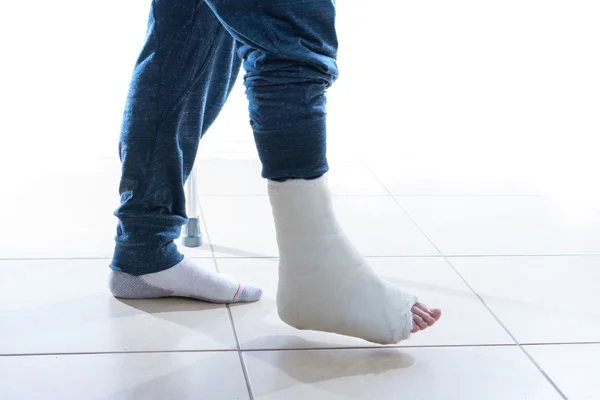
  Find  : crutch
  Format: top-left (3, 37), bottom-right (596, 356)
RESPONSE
top-left (182, 163), bottom-right (203, 247)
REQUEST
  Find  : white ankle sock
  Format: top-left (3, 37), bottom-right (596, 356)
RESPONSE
top-left (269, 175), bottom-right (417, 344)
top-left (109, 257), bottom-right (262, 303)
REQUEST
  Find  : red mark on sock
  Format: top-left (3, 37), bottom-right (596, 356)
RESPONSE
top-left (232, 283), bottom-right (241, 301)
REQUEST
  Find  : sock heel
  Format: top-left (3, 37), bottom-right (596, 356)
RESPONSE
top-left (108, 270), bottom-right (173, 299)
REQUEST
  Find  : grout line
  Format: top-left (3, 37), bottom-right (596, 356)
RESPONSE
top-left (0, 256), bottom-right (213, 262)
top-left (521, 341), bottom-right (600, 347)
top-left (446, 256), bottom-right (569, 399)
top-left (195, 188), bottom-right (255, 398)
top-left (518, 335), bottom-right (595, 400)
top-left (225, 303), bottom-right (255, 400)
top-left (240, 343), bottom-right (519, 353)
top-left (195, 193), bottom-right (548, 197)
top-left (443, 253), bottom-right (600, 258)
top-left (239, 341), bottom-right (600, 352)
top-left (196, 203), bottom-right (216, 271)
top-left (356, 158), bottom-right (546, 197)
top-left (0, 349), bottom-right (238, 358)
top-left (208, 254), bottom-right (600, 259)
top-left (198, 193), bottom-right (391, 197)
top-left (3, 342), bottom-right (599, 359)
top-left (201, 198), bottom-right (256, 400)
top-left (390, 194), bottom-right (545, 197)
top-left (431, 239), bottom-right (568, 398)
top-left (3, 254), bottom-right (600, 262)
top-left (518, 346), bottom-right (569, 399)
top-left (434, 238), bottom-right (570, 399)
top-left (238, 352), bottom-right (256, 400)
top-left (0, 344), bottom-right (518, 358)
top-left (196, 195), bottom-right (217, 263)
top-left (364, 162), bottom-right (568, 399)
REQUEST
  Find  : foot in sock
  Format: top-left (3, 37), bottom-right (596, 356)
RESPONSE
top-left (109, 257), bottom-right (262, 303)
top-left (269, 176), bottom-right (442, 345)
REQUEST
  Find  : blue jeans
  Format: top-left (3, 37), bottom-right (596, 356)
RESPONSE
top-left (111, 0), bottom-right (338, 275)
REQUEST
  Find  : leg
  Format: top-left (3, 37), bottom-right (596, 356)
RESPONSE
top-left (109, 0), bottom-right (260, 303)
top-left (206, 0), bottom-right (441, 343)
top-left (205, 0), bottom-right (337, 179)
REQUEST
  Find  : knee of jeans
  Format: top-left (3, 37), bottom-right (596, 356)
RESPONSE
top-left (242, 51), bottom-right (338, 92)
top-left (209, 0), bottom-right (339, 79)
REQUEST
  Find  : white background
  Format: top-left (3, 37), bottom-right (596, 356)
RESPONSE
top-left (0, 0), bottom-right (598, 202)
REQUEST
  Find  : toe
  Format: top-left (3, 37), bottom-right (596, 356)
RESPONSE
top-left (429, 308), bottom-right (442, 321)
top-left (415, 302), bottom-right (442, 324)
top-left (413, 314), bottom-right (428, 330)
top-left (413, 307), bottom-right (435, 325)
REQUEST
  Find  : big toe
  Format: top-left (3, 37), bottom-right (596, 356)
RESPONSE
top-left (429, 308), bottom-right (442, 321)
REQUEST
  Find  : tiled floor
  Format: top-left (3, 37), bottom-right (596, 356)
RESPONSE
top-left (1, 153), bottom-right (599, 399)
top-left (2, 1), bottom-right (600, 399)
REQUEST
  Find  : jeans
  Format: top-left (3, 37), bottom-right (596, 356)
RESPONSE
top-left (111, 0), bottom-right (338, 275)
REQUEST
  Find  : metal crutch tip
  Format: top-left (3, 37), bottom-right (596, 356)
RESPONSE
top-left (182, 217), bottom-right (203, 248)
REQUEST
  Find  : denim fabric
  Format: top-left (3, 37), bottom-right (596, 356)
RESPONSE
top-left (112, 0), bottom-right (338, 275)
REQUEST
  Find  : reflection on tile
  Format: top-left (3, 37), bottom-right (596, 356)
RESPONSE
top-left (333, 197), bottom-right (439, 256)
top-left (365, 155), bottom-right (540, 195)
top-left (325, 161), bottom-right (389, 195)
top-left (1, 1), bottom-right (597, 398)
top-left (372, 257), bottom-right (512, 346)
top-left (203, 196), bottom-right (438, 258)
top-left (201, 196), bottom-right (278, 258)
top-left (221, 258), bottom-right (374, 349)
top-left (0, 158), bottom-right (212, 259)
top-left (0, 259), bottom-right (236, 354)
top-left (451, 256), bottom-right (600, 343)
top-left (0, 159), bottom-right (121, 259)
top-left (197, 158), bottom-right (265, 195)
top-left (178, 219), bottom-right (214, 258)
top-left (244, 346), bottom-right (561, 400)
top-left (526, 344), bottom-right (600, 400)
top-left (0, 352), bottom-right (250, 400)
top-left (397, 196), bottom-right (600, 256)
top-left (219, 257), bottom-right (512, 349)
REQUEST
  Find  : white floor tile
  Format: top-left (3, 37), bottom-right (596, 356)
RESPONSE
top-left (371, 257), bottom-right (513, 346)
top-left (0, 159), bottom-right (121, 259)
top-left (202, 196), bottom-right (438, 258)
top-left (526, 344), bottom-right (600, 400)
top-left (451, 256), bottom-right (600, 343)
top-left (178, 219), bottom-right (214, 259)
top-left (332, 197), bottom-right (439, 256)
top-left (397, 196), bottom-right (600, 256)
top-left (218, 257), bottom-right (512, 350)
top-left (0, 1), bottom-right (596, 397)
top-left (326, 161), bottom-right (389, 195)
top-left (0, 259), bottom-right (236, 354)
top-left (178, 242), bottom-right (214, 259)
top-left (0, 352), bottom-right (250, 400)
top-left (365, 155), bottom-right (540, 195)
top-left (201, 196), bottom-right (278, 258)
top-left (197, 158), bottom-right (265, 195)
top-left (244, 346), bottom-right (561, 400)
top-left (0, 158), bottom-right (211, 259)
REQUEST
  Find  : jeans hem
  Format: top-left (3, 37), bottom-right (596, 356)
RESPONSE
top-left (110, 252), bottom-right (184, 277)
